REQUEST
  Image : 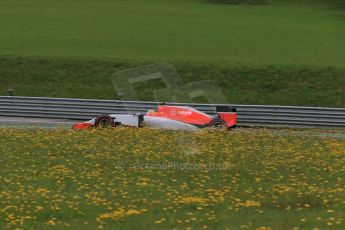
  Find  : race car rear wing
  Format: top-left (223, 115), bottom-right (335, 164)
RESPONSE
top-left (216, 106), bottom-right (237, 128)
top-left (216, 106), bottom-right (236, 113)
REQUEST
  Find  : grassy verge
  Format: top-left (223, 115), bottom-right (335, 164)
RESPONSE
top-left (0, 128), bottom-right (344, 229)
top-left (0, 0), bottom-right (345, 68)
top-left (1, 57), bottom-right (344, 107)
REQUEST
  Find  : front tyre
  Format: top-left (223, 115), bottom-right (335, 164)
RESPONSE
top-left (95, 115), bottom-right (114, 128)
top-left (208, 118), bottom-right (226, 129)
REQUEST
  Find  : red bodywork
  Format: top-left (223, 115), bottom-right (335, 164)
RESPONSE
top-left (72, 122), bottom-right (92, 130)
top-left (147, 105), bottom-right (236, 128)
top-left (218, 112), bottom-right (237, 128)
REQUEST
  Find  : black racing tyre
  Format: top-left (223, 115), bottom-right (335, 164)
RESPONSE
top-left (95, 115), bottom-right (114, 128)
top-left (208, 118), bottom-right (226, 129)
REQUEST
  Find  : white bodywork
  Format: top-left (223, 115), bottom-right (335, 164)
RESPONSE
top-left (86, 114), bottom-right (141, 127)
top-left (112, 114), bottom-right (141, 127)
top-left (143, 116), bottom-right (199, 130)
top-left (84, 114), bottom-right (199, 130)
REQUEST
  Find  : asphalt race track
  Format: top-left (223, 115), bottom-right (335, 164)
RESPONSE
top-left (0, 116), bottom-right (76, 128)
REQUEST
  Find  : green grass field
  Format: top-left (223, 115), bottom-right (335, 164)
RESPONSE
top-left (1, 0), bottom-right (345, 106)
top-left (1, 57), bottom-right (345, 107)
top-left (1, 128), bottom-right (345, 229)
top-left (1, 0), bottom-right (345, 67)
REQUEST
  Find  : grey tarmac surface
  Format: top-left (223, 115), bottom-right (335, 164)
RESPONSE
top-left (0, 116), bottom-right (78, 128)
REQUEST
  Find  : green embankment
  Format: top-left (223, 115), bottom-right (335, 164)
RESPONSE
top-left (0, 0), bottom-right (344, 106)
top-left (1, 57), bottom-right (344, 107)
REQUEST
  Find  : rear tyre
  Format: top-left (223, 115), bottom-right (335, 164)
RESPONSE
top-left (208, 118), bottom-right (226, 129)
top-left (95, 115), bottom-right (114, 128)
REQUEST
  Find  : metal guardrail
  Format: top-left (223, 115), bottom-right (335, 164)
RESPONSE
top-left (1, 96), bottom-right (345, 128)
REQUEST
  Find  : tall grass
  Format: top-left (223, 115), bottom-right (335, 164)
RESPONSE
top-left (1, 57), bottom-right (344, 107)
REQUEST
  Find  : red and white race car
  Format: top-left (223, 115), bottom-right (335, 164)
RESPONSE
top-left (72, 105), bottom-right (236, 130)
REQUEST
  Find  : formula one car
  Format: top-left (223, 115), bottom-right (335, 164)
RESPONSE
top-left (72, 105), bottom-right (236, 130)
